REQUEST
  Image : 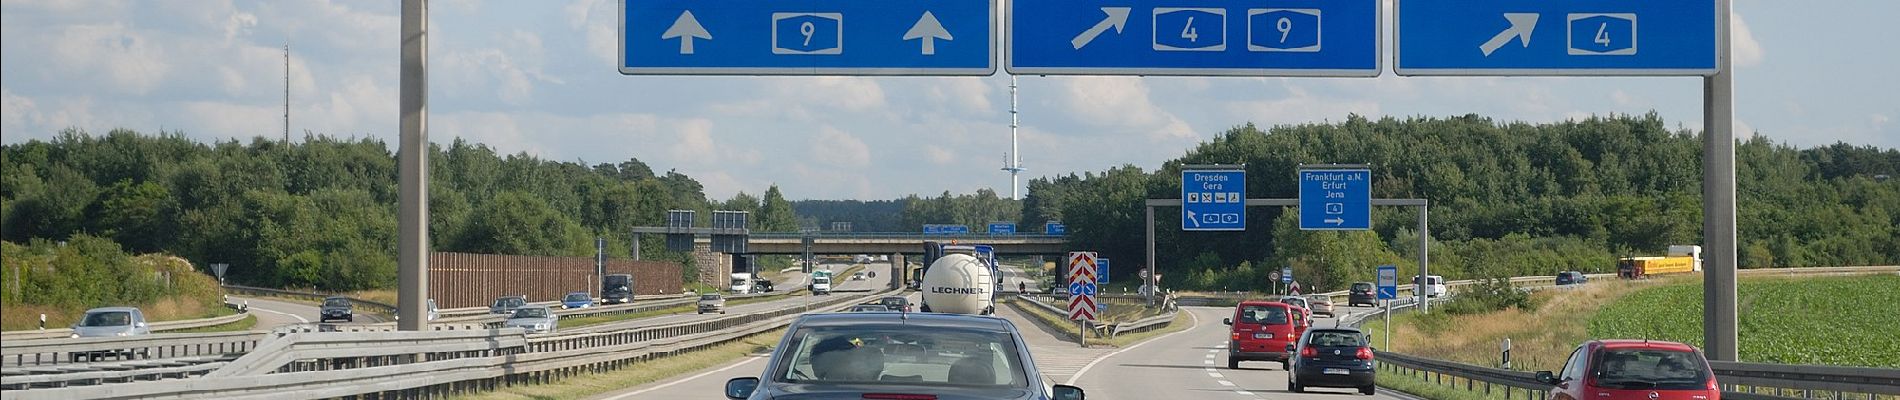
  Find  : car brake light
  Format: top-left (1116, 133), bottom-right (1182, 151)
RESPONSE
top-left (1300, 346), bottom-right (1318, 357)
top-left (864, 394), bottom-right (938, 400)
top-left (1232, 332), bottom-right (1240, 340)
top-left (1707, 377), bottom-right (1719, 391)
top-left (1356, 347), bottom-right (1375, 360)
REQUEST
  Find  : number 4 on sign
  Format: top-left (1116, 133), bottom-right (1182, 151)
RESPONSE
top-left (1182, 17), bottom-right (1198, 42)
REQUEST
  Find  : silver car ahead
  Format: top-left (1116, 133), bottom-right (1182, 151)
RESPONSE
top-left (724, 312), bottom-right (1087, 400)
top-left (71, 307), bottom-right (150, 338)
top-left (503, 306), bottom-right (557, 334)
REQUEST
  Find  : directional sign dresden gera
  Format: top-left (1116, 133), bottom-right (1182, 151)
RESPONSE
top-left (1299, 168), bottom-right (1370, 230)
top-left (1376, 265), bottom-right (1398, 300)
top-left (622, 0), bottom-right (995, 75)
top-left (1396, 0), bottom-right (1716, 76)
top-left (1182, 169), bottom-right (1246, 231)
top-left (1008, 0), bottom-right (1380, 76)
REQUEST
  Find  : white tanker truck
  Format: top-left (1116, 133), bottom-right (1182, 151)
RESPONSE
top-left (918, 250), bottom-right (996, 315)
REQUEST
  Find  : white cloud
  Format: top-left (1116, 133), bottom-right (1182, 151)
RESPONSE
top-left (1731, 12), bottom-right (1764, 68)
top-left (812, 126), bottom-right (871, 167)
top-left (1052, 76), bottom-right (1195, 141)
top-left (924, 145), bottom-right (957, 165)
top-left (1872, 114), bottom-right (1891, 129)
top-left (1224, 83), bottom-right (1381, 126)
top-left (48, 23), bottom-right (171, 94)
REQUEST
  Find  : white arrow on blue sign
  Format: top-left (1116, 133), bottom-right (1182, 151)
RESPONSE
top-left (1395, 0), bottom-right (1717, 76)
top-left (621, 0), bottom-right (995, 75)
top-left (1299, 168), bottom-right (1370, 230)
top-left (1008, 0), bottom-right (1381, 76)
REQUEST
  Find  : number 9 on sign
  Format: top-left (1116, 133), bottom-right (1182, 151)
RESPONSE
top-left (1249, 9), bottom-right (1321, 52)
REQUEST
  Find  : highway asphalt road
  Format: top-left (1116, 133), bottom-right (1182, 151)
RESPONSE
top-left (228, 295), bottom-right (388, 328)
top-left (564, 262), bottom-right (895, 335)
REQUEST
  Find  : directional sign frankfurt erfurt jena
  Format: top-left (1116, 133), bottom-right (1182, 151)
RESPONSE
top-left (621, 0), bottom-right (995, 75)
top-left (1067, 252), bottom-right (1099, 322)
top-left (1396, 0), bottom-right (1717, 76)
top-left (1182, 169), bottom-right (1246, 231)
top-left (1299, 168), bottom-right (1370, 230)
top-left (1376, 265), bottom-right (1399, 300)
top-left (1008, 0), bottom-right (1380, 76)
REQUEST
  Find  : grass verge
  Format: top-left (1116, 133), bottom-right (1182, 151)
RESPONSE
top-left (561, 304), bottom-right (696, 329)
top-left (450, 328), bottom-right (787, 400)
top-left (1361, 273), bottom-right (1900, 376)
top-left (1003, 297), bottom-right (1190, 348)
top-left (1376, 369), bottom-right (1520, 400)
top-left (168, 314), bottom-right (258, 333)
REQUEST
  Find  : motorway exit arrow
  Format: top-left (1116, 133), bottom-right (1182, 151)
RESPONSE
top-left (1324, 217), bottom-right (1345, 225)
top-left (1479, 13), bottom-right (1539, 57)
top-left (661, 11), bottom-right (711, 55)
top-left (904, 11), bottom-right (954, 55)
top-left (1069, 7), bottom-right (1130, 49)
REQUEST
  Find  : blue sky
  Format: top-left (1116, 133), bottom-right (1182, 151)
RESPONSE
top-left (3, 1), bottom-right (1895, 200)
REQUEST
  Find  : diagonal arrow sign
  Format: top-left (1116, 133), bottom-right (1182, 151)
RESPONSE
top-left (1479, 13), bottom-right (1539, 57)
top-left (662, 10), bottom-right (711, 55)
top-left (1070, 7), bottom-right (1131, 49)
top-left (903, 11), bottom-right (953, 55)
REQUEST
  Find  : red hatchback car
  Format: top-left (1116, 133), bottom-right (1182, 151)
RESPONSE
top-left (1224, 301), bottom-right (1310, 370)
top-left (1538, 340), bottom-right (1720, 400)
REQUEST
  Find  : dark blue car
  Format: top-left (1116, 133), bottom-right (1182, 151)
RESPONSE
top-left (561, 292), bottom-right (594, 309)
top-left (724, 313), bottom-right (1088, 400)
top-left (1287, 328), bottom-right (1377, 395)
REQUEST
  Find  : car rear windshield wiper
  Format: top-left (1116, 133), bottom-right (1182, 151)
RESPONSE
top-left (1596, 379), bottom-right (1659, 389)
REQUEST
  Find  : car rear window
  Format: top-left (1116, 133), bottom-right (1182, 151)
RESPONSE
top-left (81, 311), bottom-right (132, 327)
top-left (1592, 349), bottom-right (1710, 390)
top-left (1305, 330), bottom-right (1366, 347)
top-left (1238, 305), bottom-right (1289, 325)
top-left (566, 293), bottom-right (589, 302)
top-left (774, 326), bottom-right (1028, 388)
top-left (1352, 283), bottom-right (1373, 291)
top-left (512, 308), bottom-right (550, 319)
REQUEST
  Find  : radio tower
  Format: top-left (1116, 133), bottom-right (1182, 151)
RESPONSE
top-left (1001, 76), bottom-right (1026, 199)
top-left (283, 44), bottom-right (291, 142)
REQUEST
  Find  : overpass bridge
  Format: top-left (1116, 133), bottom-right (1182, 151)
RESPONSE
top-left (690, 232), bottom-right (1069, 255)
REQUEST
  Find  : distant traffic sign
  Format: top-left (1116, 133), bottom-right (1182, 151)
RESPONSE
top-left (1396, 0), bottom-right (1716, 76)
top-left (1376, 265), bottom-right (1398, 300)
top-left (621, 0), bottom-right (995, 75)
top-left (1096, 258), bottom-right (1110, 285)
top-left (988, 222), bottom-right (1017, 235)
top-left (1280, 267), bottom-right (1293, 284)
top-left (924, 224), bottom-right (972, 235)
top-left (1182, 168), bottom-right (1246, 231)
top-left (1008, 0), bottom-right (1380, 76)
top-left (1045, 221), bottom-right (1067, 236)
top-left (1299, 168), bottom-right (1370, 230)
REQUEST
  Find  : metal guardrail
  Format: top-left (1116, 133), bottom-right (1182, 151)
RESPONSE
top-left (1, 330), bottom-right (266, 368)
top-left (221, 284), bottom-right (398, 315)
top-left (2, 289), bottom-right (897, 397)
top-left (1013, 295), bottom-right (1178, 338)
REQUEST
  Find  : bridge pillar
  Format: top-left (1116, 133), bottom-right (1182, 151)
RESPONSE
top-left (890, 253), bottom-right (904, 290)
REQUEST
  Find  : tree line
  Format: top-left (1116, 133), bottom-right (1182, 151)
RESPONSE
top-left (0, 130), bottom-right (800, 291)
top-left (1025, 114), bottom-right (1899, 292)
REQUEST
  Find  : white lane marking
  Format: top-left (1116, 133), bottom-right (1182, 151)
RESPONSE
top-left (1218, 380), bottom-right (1235, 386)
top-left (1205, 367), bottom-right (1215, 372)
top-left (1062, 309), bottom-right (1200, 386)
top-left (250, 305), bottom-right (310, 323)
top-left (1209, 373), bottom-right (1224, 378)
top-left (1205, 354), bottom-right (1216, 359)
top-left (604, 355), bottom-right (766, 399)
top-left (1235, 390), bottom-right (1254, 396)
top-left (1204, 360), bottom-right (1215, 365)
top-left (1216, 345), bottom-right (1227, 349)
top-left (1208, 349), bottom-right (1219, 353)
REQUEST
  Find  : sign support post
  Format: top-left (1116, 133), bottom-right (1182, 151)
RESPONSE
top-left (396, 0), bottom-right (429, 332)
top-left (1702, 0), bottom-right (1737, 362)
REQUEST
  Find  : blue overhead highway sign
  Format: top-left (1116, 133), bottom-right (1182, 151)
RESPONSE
top-left (621, 0), bottom-right (995, 75)
top-left (1045, 221), bottom-right (1067, 236)
top-left (1182, 169), bottom-right (1246, 231)
top-left (1299, 168), bottom-right (1370, 230)
top-left (1396, 0), bottom-right (1717, 76)
top-left (1007, 0), bottom-right (1380, 76)
top-left (988, 222), bottom-right (1017, 235)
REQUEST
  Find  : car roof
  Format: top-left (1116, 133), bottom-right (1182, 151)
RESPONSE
top-left (324, 295), bottom-right (349, 300)
top-left (793, 312), bottom-right (1013, 333)
top-left (1595, 339), bottom-right (1700, 352)
top-left (1237, 301), bottom-right (1293, 308)
top-left (1307, 327), bottom-right (1363, 334)
top-left (86, 307), bottom-right (139, 313)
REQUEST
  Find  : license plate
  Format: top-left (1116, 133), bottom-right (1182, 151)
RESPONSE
top-left (1324, 368), bottom-right (1350, 375)
top-left (1253, 333), bottom-right (1272, 339)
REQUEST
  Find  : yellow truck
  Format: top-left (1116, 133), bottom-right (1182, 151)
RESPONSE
top-left (1617, 256), bottom-right (1697, 279)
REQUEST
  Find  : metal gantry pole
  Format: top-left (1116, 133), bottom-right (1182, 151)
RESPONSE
top-left (396, 0), bottom-right (429, 331)
top-left (1417, 203), bottom-right (1430, 314)
top-left (1145, 204), bottom-right (1157, 305)
top-left (1702, 0), bottom-right (1739, 362)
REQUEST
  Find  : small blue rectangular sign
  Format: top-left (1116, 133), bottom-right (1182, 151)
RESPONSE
top-left (1376, 265), bottom-right (1398, 300)
top-left (1299, 169), bottom-right (1370, 230)
top-left (988, 222), bottom-right (1017, 235)
top-left (1281, 267), bottom-right (1294, 284)
top-left (1182, 169), bottom-right (1247, 231)
top-left (1396, 0), bottom-right (1717, 76)
top-left (622, 0), bottom-right (995, 75)
top-left (1045, 222), bottom-right (1067, 236)
top-left (1096, 259), bottom-right (1109, 284)
top-left (1008, 0), bottom-right (1381, 76)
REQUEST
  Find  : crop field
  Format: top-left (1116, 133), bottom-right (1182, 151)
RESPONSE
top-left (1587, 274), bottom-right (1900, 368)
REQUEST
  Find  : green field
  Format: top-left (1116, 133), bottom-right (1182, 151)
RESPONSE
top-left (1588, 274), bottom-right (1900, 368)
